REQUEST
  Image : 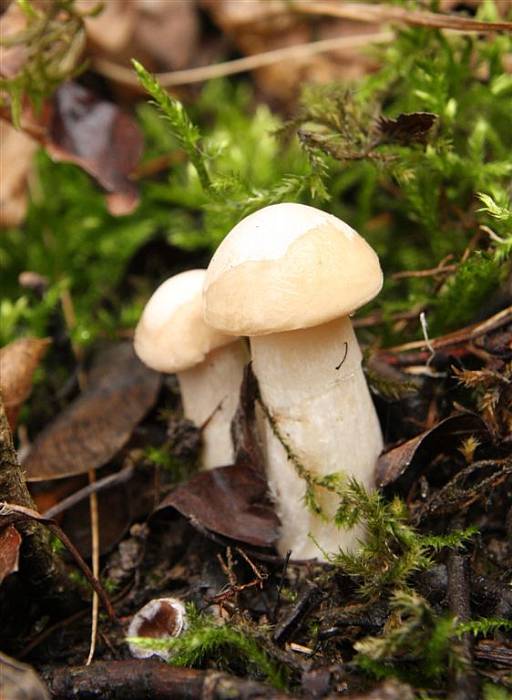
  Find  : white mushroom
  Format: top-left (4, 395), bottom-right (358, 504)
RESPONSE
top-left (203, 203), bottom-right (383, 560)
top-left (134, 269), bottom-right (248, 470)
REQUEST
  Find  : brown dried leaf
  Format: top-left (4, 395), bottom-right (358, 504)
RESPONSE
top-left (23, 344), bottom-right (160, 481)
top-left (377, 112), bottom-right (437, 145)
top-left (154, 463), bottom-right (279, 548)
top-left (46, 82), bottom-right (144, 215)
top-left (155, 364), bottom-right (277, 548)
top-left (376, 413), bottom-right (489, 490)
top-left (0, 525), bottom-right (22, 584)
top-left (0, 337), bottom-right (50, 430)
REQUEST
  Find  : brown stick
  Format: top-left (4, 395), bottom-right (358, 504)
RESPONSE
top-left (383, 305), bottom-right (512, 354)
top-left (294, 1), bottom-right (512, 32)
top-left (0, 398), bottom-right (81, 615)
top-left (46, 660), bottom-right (291, 700)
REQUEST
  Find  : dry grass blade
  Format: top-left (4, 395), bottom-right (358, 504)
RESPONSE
top-left (93, 32), bottom-right (393, 88)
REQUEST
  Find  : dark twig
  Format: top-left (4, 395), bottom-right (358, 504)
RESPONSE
top-left (273, 581), bottom-right (323, 645)
top-left (46, 660), bottom-right (292, 700)
top-left (447, 553), bottom-right (479, 700)
top-left (43, 464), bottom-right (136, 519)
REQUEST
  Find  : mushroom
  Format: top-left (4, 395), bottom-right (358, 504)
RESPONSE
top-left (134, 269), bottom-right (248, 470)
top-left (203, 203), bottom-right (383, 560)
top-left (127, 597), bottom-right (187, 660)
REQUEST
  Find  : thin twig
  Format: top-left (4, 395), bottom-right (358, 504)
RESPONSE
top-left (43, 464), bottom-right (135, 519)
top-left (384, 306), bottom-right (512, 354)
top-left (293, 1), bottom-right (512, 32)
top-left (92, 32), bottom-right (392, 89)
top-left (391, 259), bottom-right (456, 280)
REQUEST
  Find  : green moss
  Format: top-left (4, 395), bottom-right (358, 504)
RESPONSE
top-left (128, 605), bottom-right (286, 690)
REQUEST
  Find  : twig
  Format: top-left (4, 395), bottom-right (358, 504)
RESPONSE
top-left (92, 32), bottom-right (392, 89)
top-left (293, 1), bottom-right (512, 32)
top-left (273, 582), bottom-right (323, 645)
top-left (447, 553), bottom-right (479, 700)
top-left (383, 305), bottom-right (512, 354)
top-left (43, 464), bottom-right (136, 519)
top-left (46, 660), bottom-right (292, 700)
top-left (391, 258), bottom-right (456, 280)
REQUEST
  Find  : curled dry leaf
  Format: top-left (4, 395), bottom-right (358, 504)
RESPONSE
top-left (376, 413), bottom-right (489, 490)
top-left (0, 337), bottom-right (50, 430)
top-left (0, 525), bottom-right (22, 584)
top-left (154, 462), bottom-right (279, 548)
top-left (23, 344), bottom-right (160, 481)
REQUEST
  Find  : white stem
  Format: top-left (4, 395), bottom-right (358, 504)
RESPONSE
top-left (251, 316), bottom-right (383, 560)
top-left (177, 341), bottom-right (248, 470)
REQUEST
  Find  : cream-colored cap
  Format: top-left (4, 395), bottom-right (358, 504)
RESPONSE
top-left (134, 269), bottom-right (236, 373)
top-left (203, 203), bottom-right (383, 336)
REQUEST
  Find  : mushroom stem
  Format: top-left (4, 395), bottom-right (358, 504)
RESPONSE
top-left (177, 341), bottom-right (248, 469)
top-left (251, 316), bottom-right (383, 560)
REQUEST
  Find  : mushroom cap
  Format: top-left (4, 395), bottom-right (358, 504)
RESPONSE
top-left (134, 269), bottom-right (236, 373)
top-left (203, 203), bottom-right (383, 336)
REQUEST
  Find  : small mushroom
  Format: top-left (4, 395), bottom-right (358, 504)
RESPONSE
top-left (127, 597), bottom-right (187, 660)
top-left (203, 203), bottom-right (384, 560)
top-left (134, 269), bottom-right (248, 469)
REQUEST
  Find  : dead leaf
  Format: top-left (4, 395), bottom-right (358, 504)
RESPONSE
top-left (1, 81), bottom-right (144, 216)
top-left (154, 363), bottom-right (277, 548)
top-left (0, 120), bottom-right (38, 227)
top-left (46, 82), bottom-right (144, 215)
top-left (155, 463), bottom-right (279, 548)
top-left (22, 343), bottom-right (160, 481)
top-left (377, 112), bottom-right (437, 145)
top-left (0, 338), bottom-right (50, 430)
top-left (376, 413), bottom-right (489, 490)
top-left (0, 525), bottom-right (22, 584)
